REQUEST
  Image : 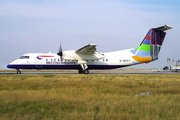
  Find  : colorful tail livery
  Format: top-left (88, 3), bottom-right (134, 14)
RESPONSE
top-left (7, 25), bottom-right (172, 74)
top-left (132, 25), bottom-right (172, 63)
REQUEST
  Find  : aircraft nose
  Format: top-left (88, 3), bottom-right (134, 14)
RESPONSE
top-left (7, 64), bottom-right (10, 68)
top-left (7, 60), bottom-right (18, 69)
top-left (7, 64), bottom-right (13, 68)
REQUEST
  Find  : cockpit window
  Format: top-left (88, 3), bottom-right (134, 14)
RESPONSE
top-left (19, 56), bottom-right (29, 59)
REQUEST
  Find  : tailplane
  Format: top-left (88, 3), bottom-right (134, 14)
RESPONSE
top-left (132, 25), bottom-right (172, 63)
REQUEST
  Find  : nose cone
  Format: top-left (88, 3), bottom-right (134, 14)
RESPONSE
top-left (7, 60), bottom-right (19, 69)
top-left (7, 64), bottom-right (11, 68)
top-left (7, 63), bottom-right (14, 69)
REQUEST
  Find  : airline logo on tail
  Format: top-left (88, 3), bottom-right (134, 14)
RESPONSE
top-left (131, 25), bottom-right (172, 63)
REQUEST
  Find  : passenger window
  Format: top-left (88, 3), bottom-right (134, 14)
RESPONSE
top-left (46, 59), bottom-right (48, 61)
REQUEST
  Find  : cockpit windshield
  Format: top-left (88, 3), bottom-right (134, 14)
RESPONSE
top-left (19, 56), bottom-right (29, 59)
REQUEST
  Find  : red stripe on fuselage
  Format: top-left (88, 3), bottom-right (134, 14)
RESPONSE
top-left (37, 55), bottom-right (55, 57)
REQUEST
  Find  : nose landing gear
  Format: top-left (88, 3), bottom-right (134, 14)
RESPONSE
top-left (16, 69), bottom-right (21, 74)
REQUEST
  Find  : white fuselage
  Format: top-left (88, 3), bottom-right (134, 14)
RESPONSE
top-left (7, 48), bottom-right (140, 70)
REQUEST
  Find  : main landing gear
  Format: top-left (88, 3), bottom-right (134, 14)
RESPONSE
top-left (77, 60), bottom-right (90, 74)
top-left (16, 69), bottom-right (21, 74)
top-left (78, 68), bottom-right (89, 74)
top-left (78, 63), bottom-right (89, 74)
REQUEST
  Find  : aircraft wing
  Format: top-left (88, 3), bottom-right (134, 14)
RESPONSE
top-left (75, 44), bottom-right (97, 55)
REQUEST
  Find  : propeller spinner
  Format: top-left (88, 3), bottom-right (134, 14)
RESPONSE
top-left (57, 44), bottom-right (63, 61)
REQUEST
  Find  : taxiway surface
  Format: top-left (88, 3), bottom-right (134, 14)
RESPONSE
top-left (0, 70), bottom-right (179, 75)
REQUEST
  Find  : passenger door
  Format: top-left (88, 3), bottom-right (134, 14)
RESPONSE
top-left (36, 58), bottom-right (42, 67)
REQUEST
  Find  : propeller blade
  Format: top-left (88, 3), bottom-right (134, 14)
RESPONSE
top-left (57, 43), bottom-right (63, 61)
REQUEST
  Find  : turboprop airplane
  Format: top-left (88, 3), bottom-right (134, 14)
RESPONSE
top-left (7, 25), bottom-right (172, 74)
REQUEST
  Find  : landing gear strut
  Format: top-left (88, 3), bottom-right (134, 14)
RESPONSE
top-left (16, 69), bottom-right (21, 74)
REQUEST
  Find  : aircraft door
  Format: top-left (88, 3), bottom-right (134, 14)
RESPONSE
top-left (36, 58), bottom-right (42, 67)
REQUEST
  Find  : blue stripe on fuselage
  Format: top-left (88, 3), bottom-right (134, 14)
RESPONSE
top-left (7, 64), bottom-right (129, 70)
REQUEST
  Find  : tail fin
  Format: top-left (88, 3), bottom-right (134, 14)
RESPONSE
top-left (132, 25), bottom-right (172, 63)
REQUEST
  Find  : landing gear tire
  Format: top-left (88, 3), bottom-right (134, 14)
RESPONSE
top-left (78, 69), bottom-right (83, 74)
top-left (83, 69), bottom-right (89, 74)
top-left (17, 69), bottom-right (21, 74)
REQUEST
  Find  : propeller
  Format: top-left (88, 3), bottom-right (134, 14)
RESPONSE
top-left (57, 43), bottom-right (63, 61)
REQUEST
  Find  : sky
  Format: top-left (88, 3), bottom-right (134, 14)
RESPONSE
top-left (0, 0), bottom-right (180, 69)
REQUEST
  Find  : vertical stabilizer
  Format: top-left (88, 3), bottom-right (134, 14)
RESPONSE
top-left (132, 25), bottom-right (172, 63)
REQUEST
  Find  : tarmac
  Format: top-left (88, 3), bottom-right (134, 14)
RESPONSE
top-left (0, 69), bottom-right (179, 75)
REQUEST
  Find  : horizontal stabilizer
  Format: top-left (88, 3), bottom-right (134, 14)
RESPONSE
top-left (153, 25), bottom-right (172, 31)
